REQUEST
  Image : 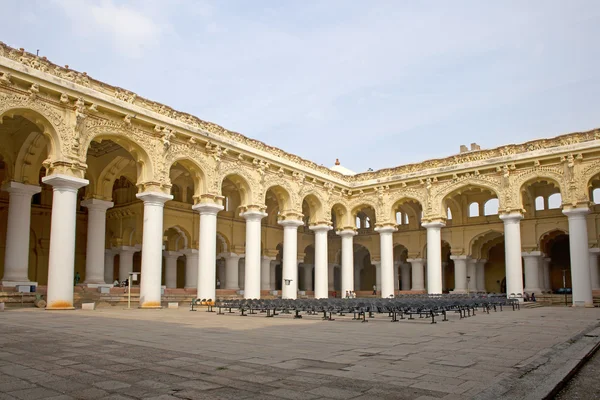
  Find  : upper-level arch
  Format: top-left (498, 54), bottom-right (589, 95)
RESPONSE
top-left (0, 95), bottom-right (64, 162)
top-left (81, 119), bottom-right (155, 185)
top-left (439, 181), bottom-right (500, 223)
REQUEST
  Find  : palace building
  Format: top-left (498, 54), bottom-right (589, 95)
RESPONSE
top-left (0, 42), bottom-right (599, 309)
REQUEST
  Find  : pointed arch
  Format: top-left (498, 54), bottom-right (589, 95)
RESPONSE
top-left (0, 101), bottom-right (64, 161)
top-left (469, 230), bottom-right (503, 259)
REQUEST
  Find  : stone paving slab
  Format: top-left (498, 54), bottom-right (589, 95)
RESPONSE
top-left (0, 306), bottom-right (598, 399)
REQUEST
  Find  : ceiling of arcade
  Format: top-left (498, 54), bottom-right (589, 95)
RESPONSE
top-left (2, 42), bottom-right (600, 225)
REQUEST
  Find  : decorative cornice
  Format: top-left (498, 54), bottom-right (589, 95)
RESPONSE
top-left (1, 41), bottom-right (600, 190)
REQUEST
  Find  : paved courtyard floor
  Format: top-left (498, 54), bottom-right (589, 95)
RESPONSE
top-left (0, 306), bottom-right (599, 400)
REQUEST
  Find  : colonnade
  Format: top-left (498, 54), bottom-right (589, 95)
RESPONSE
top-left (0, 174), bottom-right (597, 308)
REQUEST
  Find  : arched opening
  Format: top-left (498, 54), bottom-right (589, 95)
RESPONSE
top-left (351, 204), bottom-right (376, 235)
top-left (300, 245), bottom-right (315, 292)
top-left (391, 198), bottom-right (422, 230)
top-left (483, 199), bottom-right (499, 216)
top-left (443, 185), bottom-right (498, 225)
top-left (520, 178), bottom-right (561, 217)
top-left (0, 112), bottom-right (55, 285)
top-left (540, 230), bottom-right (571, 292)
top-left (353, 244), bottom-right (373, 291)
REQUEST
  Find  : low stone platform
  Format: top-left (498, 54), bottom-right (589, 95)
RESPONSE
top-left (0, 306), bottom-right (598, 399)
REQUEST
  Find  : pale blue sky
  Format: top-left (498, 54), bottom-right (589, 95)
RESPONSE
top-left (2, 1), bottom-right (600, 173)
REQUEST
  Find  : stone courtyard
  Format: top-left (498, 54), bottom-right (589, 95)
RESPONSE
top-left (0, 307), bottom-right (599, 400)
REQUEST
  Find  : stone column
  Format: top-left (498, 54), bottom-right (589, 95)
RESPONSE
top-left (400, 263), bottom-right (411, 291)
top-left (81, 199), bottom-right (113, 285)
top-left (422, 221), bottom-right (445, 294)
top-left (193, 203), bottom-right (224, 301)
top-left (182, 249), bottom-right (198, 289)
top-left (217, 260), bottom-right (225, 288)
top-left (1, 182), bottom-right (41, 285)
top-left (239, 259), bottom-right (245, 289)
top-left (163, 251), bottom-right (181, 289)
top-left (270, 261), bottom-right (278, 290)
top-left (223, 253), bottom-right (241, 290)
top-left (393, 261), bottom-right (400, 291)
top-left (522, 251), bottom-right (542, 294)
top-left (310, 224), bottom-right (332, 299)
top-left (42, 174), bottom-right (88, 309)
top-left (542, 256), bottom-right (551, 292)
top-left (279, 220), bottom-right (303, 299)
top-left (302, 264), bottom-right (313, 291)
top-left (337, 229), bottom-right (356, 296)
top-left (373, 261), bottom-right (382, 293)
top-left (450, 255), bottom-right (467, 293)
top-left (241, 210), bottom-right (267, 299)
top-left (408, 258), bottom-right (425, 291)
top-left (261, 256), bottom-right (274, 291)
top-left (563, 207), bottom-right (593, 306)
top-left (375, 226), bottom-right (395, 298)
top-left (104, 249), bottom-right (115, 284)
top-left (354, 265), bottom-right (361, 291)
top-left (467, 258), bottom-right (477, 293)
top-left (589, 248), bottom-right (600, 291)
top-left (328, 263), bottom-right (335, 292)
top-left (476, 259), bottom-right (487, 292)
top-left (117, 246), bottom-right (136, 282)
top-left (137, 192), bottom-right (172, 308)
top-left (500, 212), bottom-right (524, 299)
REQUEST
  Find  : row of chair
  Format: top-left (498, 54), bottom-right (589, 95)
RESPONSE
top-left (195, 294), bottom-right (519, 324)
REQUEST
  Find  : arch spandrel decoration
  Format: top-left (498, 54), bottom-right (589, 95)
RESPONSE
top-left (388, 187), bottom-right (427, 223)
top-left (431, 175), bottom-right (503, 219)
top-left (0, 93), bottom-right (67, 169)
top-left (511, 166), bottom-right (566, 211)
top-left (300, 188), bottom-right (330, 224)
top-left (165, 143), bottom-right (214, 198)
top-left (216, 159), bottom-right (262, 207)
top-left (80, 118), bottom-right (159, 189)
top-left (262, 176), bottom-right (298, 213)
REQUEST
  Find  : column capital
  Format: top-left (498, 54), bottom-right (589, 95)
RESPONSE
top-left (589, 248), bottom-right (600, 255)
top-left (562, 206), bottom-right (589, 218)
top-left (42, 174), bottom-right (88, 192)
top-left (336, 228), bottom-right (357, 237)
top-left (421, 220), bottom-right (445, 229)
top-left (499, 212), bottom-right (523, 222)
top-left (181, 248), bottom-right (198, 256)
top-left (192, 202), bottom-right (224, 215)
top-left (450, 255), bottom-right (468, 261)
top-left (115, 245), bottom-right (138, 255)
top-left (136, 191), bottom-right (172, 205)
top-left (374, 226), bottom-right (397, 234)
top-left (81, 198), bottom-right (114, 211)
top-left (521, 251), bottom-right (542, 257)
top-left (261, 255), bottom-right (276, 262)
top-left (309, 224), bottom-right (333, 233)
top-left (240, 210), bottom-right (267, 221)
top-left (407, 258), bottom-right (424, 264)
top-left (1, 181), bottom-right (41, 196)
top-left (163, 250), bottom-right (183, 259)
top-left (278, 219), bottom-right (303, 228)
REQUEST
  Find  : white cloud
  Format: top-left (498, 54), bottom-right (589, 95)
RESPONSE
top-left (51, 0), bottom-right (166, 58)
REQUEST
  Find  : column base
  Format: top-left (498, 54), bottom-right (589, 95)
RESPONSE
top-left (411, 287), bottom-right (425, 291)
top-left (524, 288), bottom-right (543, 294)
top-left (83, 283), bottom-right (113, 289)
top-left (46, 301), bottom-right (75, 310)
top-left (1, 280), bottom-right (38, 288)
top-left (451, 289), bottom-right (468, 294)
top-left (572, 302), bottom-right (594, 308)
top-left (139, 303), bottom-right (163, 309)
